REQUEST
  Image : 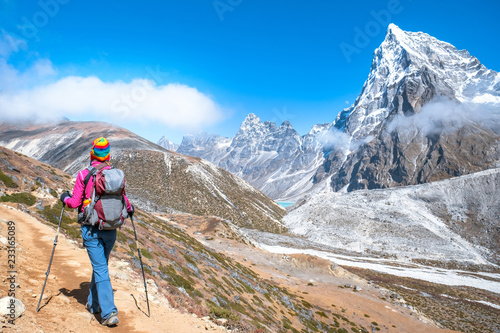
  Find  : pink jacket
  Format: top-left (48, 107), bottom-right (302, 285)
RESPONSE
top-left (64, 160), bottom-right (132, 212)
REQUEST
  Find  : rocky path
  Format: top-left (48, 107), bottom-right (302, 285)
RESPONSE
top-left (0, 204), bottom-right (226, 333)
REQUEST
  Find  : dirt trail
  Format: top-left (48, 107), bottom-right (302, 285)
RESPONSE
top-left (0, 202), bottom-right (458, 333)
top-left (0, 204), bottom-right (226, 333)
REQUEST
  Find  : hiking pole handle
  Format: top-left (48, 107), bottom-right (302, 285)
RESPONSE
top-left (37, 205), bottom-right (65, 312)
top-left (130, 215), bottom-right (150, 317)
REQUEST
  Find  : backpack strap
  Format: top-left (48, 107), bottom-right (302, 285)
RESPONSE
top-left (79, 162), bottom-right (109, 212)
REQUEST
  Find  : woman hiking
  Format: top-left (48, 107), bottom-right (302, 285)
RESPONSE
top-left (60, 137), bottom-right (134, 326)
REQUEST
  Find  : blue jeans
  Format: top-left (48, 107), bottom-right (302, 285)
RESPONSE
top-left (81, 225), bottom-right (117, 319)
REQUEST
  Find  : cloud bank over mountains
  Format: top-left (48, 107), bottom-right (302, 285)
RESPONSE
top-left (387, 97), bottom-right (500, 136)
top-left (0, 32), bottom-right (224, 130)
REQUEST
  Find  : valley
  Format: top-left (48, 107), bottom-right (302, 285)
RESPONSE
top-left (0, 23), bottom-right (499, 333)
top-left (0, 146), bottom-right (460, 333)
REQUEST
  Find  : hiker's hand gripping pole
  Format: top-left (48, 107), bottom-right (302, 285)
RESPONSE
top-left (130, 215), bottom-right (150, 317)
top-left (36, 204), bottom-right (65, 312)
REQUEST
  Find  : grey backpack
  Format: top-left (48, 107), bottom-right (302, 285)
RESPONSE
top-left (78, 164), bottom-right (128, 230)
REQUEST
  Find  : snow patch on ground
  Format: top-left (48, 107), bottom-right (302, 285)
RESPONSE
top-left (243, 230), bottom-right (500, 294)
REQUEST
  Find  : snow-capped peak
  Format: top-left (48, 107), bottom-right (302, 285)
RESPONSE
top-left (279, 120), bottom-right (293, 129)
top-left (307, 123), bottom-right (331, 136)
top-left (243, 113), bottom-right (262, 125)
top-left (237, 113), bottom-right (265, 134)
top-left (334, 23), bottom-right (500, 141)
top-left (381, 23), bottom-right (466, 65)
top-left (157, 136), bottom-right (179, 151)
top-left (386, 23), bottom-right (405, 41)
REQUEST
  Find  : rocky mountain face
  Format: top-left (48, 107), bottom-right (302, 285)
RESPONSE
top-left (174, 24), bottom-right (500, 198)
top-left (285, 167), bottom-right (500, 268)
top-left (318, 23), bottom-right (500, 191)
top-left (157, 136), bottom-right (179, 151)
top-left (177, 114), bottom-right (331, 200)
top-left (0, 122), bottom-right (285, 232)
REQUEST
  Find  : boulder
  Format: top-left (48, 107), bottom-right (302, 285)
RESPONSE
top-left (390, 293), bottom-right (401, 299)
top-left (0, 297), bottom-right (25, 319)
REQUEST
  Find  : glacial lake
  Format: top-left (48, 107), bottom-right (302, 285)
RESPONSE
top-left (276, 201), bottom-right (294, 208)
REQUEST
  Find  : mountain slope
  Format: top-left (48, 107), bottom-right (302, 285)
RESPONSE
top-left (0, 204), bottom-right (228, 333)
top-left (319, 23), bottom-right (500, 191)
top-left (0, 121), bottom-right (285, 232)
top-left (285, 168), bottom-right (500, 268)
top-left (0, 145), bottom-right (456, 333)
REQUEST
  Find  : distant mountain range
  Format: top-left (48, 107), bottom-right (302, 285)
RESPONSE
top-left (173, 116), bottom-right (331, 200)
top-left (157, 136), bottom-right (179, 151)
top-left (162, 24), bottom-right (500, 201)
top-left (0, 121), bottom-right (285, 232)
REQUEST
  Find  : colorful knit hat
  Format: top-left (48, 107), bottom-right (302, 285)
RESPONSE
top-left (90, 137), bottom-right (110, 161)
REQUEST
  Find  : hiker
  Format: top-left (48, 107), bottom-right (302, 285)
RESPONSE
top-left (60, 137), bottom-right (134, 326)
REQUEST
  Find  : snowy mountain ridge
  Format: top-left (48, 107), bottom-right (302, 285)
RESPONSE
top-left (157, 136), bottom-right (179, 151)
top-left (176, 114), bottom-right (331, 200)
top-left (333, 23), bottom-right (500, 142)
top-left (168, 24), bottom-right (500, 198)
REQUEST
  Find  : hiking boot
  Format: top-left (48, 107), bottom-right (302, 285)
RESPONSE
top-left (85, 302), bottom-right (101, 314)
top-left (101, 312), bottom-right (119, 326)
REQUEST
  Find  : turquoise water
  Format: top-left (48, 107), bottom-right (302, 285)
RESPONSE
top-left (276, 201), bottom-right (294, 208)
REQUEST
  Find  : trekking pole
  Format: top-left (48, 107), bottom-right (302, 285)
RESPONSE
top-left (36, 205), bottom-right (65, 312)
top-left (130, 215), bottom-right (150, 317)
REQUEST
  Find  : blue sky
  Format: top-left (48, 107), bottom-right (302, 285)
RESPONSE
top-left (1, 0), bottom-right (499, 144)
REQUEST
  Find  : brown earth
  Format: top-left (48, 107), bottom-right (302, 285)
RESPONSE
top-left (0, 204), bottom-right (226, 333)
top-left (167, 215), bottom-right (458, 333)
top-left (0, 202), bottom-right (458, 333)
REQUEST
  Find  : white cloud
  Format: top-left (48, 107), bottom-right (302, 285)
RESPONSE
top-left (387, 97), bottom-right (500, 135)
top-left (0, 30), bottom-right (225, 130)
top-left (0, 58), bottom-right (57, 91)
top-left (319, 127), bottom-right (351, 149)
top-left (0, 75), bottom-right (225, 129)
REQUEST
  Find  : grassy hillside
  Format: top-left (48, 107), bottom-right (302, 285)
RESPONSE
top-left (0, 122), bottom-right (286, 233)
top-left (0, 146), bottom-right (371, 332)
